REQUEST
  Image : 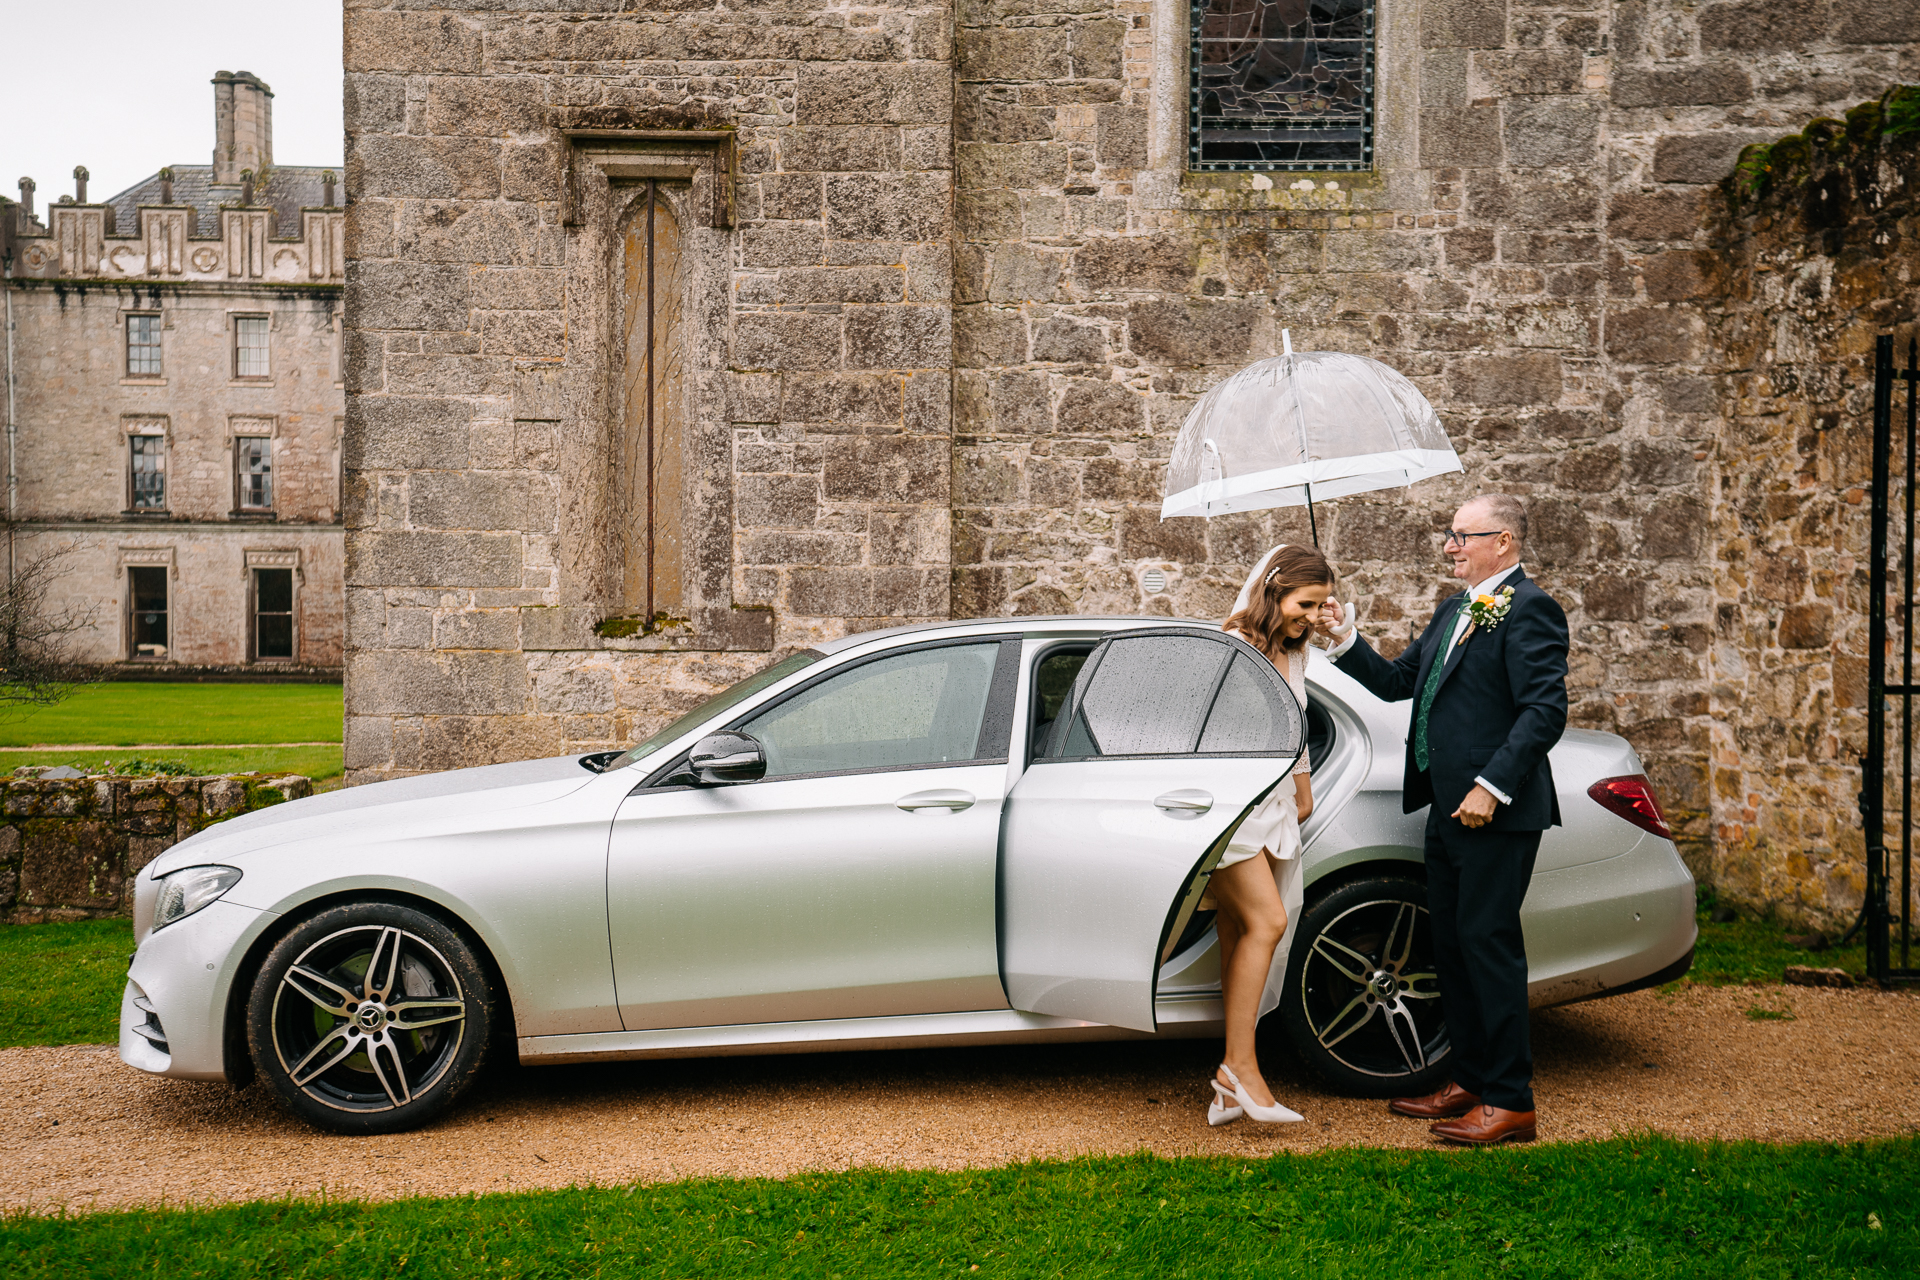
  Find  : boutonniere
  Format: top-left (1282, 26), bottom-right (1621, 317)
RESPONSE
top-left (1457, 585), bottom-right (1516, 647)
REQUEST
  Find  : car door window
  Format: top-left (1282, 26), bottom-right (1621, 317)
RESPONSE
top-left (1197, 653), bottom-right (1300, 754)
top-left (1027, 644), bottom-right (1093, 759)
top-left (1044, 633), bottom-right (1302, 760)
top-left (738, 642), bottom-right (1003, 779)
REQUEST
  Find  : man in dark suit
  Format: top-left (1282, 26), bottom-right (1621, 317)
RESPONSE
top-left (1316, 493), bottom-right (1569, 1146)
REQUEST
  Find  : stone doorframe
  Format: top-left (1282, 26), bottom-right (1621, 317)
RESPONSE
top-left (560, 129), bottom-right (738, 230)
top-left (530, 128), bottom-right (772, 656)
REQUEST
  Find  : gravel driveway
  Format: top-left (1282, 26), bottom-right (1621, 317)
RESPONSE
top-left (5, 985), bottom-right (1916, 1214)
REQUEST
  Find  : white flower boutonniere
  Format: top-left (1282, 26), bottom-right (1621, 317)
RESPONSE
top-left (1456, 585), bottom-right (1516, 647)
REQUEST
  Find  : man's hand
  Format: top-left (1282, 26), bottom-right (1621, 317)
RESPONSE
top-left (1452, 784), bottom-right (1499, 829)
top-left (1312, 598), bottom-right (1355, 647)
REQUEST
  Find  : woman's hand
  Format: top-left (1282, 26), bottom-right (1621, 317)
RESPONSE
top-left (1294, 774), bottom-right (1313, 824)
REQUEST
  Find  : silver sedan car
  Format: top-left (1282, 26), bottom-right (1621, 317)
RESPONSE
top-left (122, 618), bottom-right (1695, 1133)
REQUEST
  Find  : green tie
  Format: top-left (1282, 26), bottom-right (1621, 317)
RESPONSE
top-left (1412, 602), bottom-right (1460, 773)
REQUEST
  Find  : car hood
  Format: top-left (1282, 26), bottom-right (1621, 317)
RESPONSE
top-left (148, 755), bottom-right (600, 875)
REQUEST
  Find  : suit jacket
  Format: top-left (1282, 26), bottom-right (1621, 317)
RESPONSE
top-left (1333, 568), bottom-right (1570, 831)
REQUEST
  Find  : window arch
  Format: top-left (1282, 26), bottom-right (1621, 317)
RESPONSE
top-left (1189, 0), bottom-right (1375, 171)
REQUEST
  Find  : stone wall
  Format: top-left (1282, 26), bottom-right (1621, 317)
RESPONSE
top-left (0, 773), bottom-right (312, 923)
top-left (339, 1), bottom-right (1920, 925)
top-left (1702, 93), bottom-right (1920, 925)
top-left (342, 2), bottom-right (957, 776)
top-left (945, 0), bottom-right (1916, 894)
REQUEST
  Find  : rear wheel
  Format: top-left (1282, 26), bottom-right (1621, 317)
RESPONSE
top-left (1276, 874), bottom-right (1452, 1098)
top-left (247, 901), bottom-right (493, 1135)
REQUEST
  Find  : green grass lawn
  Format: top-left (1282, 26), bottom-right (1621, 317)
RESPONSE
top-left (2, 1137), bottom-right (1913, 1277)
top-left (0, 918), bottom-right (132, 1048)
top-left (0, 683), bottom-right (342, 747)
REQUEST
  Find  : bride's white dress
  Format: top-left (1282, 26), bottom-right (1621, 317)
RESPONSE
top-left (1208, 545), bottom-right (1314, 1020)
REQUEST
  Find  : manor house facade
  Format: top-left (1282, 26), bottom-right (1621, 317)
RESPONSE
top-left (0, 71), bottom-right (345, 673)
top-left (339, 0), bottom-right (1920, 927)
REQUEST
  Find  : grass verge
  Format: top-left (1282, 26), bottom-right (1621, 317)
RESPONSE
top-left (2, 1137), bottom-right (1914, 1277)
top-left (1684, 895), bottom-right (1871, 986)
top-left (0, 683), bottom-right (342, 748)
top-left (0, 745), bottom-right (342, 781)
top-left (0, 918), bottom-right (133, 1048)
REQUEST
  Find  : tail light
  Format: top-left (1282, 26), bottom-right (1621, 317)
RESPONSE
top-left (1587, 775), bottom-right (1673, 839)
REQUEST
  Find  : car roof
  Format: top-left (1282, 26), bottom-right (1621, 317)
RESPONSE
top-left (812, 615), bottom-right (1220, 655)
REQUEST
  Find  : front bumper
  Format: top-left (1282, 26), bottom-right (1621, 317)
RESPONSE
top-left (119, 898), bottom-right (276, 1081)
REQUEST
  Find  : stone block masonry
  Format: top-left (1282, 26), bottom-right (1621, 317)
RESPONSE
top-left (0, 774), bottom-right (313, 923)
top-left (342, 0), bottom-right (1920, 929)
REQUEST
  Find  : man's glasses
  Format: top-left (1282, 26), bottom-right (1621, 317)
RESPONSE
top-left (1441, 529), bottom-right (1503, 547)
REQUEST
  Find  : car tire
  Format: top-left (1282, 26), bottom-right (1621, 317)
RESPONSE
top-left (1274, 873), bottom-right (1453, 1099)
top-left (247, 901), bottom-right (494, 1135)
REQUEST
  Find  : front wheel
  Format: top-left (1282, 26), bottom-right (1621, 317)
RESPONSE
top-left (247, 901), bottom-right (494, 1134)
top-left (1276, 874), bottom-right (1452, 1098)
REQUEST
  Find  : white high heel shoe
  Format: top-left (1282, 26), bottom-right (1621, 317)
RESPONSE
top-left (1208, 1081), bottom-right (1243, 1126)
top-left (1218, 1064), bottom-right (1304, 1124)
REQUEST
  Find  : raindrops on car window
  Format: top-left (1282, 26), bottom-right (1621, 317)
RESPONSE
top-left (1069, 635), bottom-right (1227, 756)
top-left (1198, 653), bottom-right (1303, 754)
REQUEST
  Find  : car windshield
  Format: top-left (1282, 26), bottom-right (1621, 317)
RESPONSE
top-left (606, 651), bottom-right (824, 771)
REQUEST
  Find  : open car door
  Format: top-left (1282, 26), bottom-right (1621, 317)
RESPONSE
top-left (1000, 628), bottom-right (1305, 1032)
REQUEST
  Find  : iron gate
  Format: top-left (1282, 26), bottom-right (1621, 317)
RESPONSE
top-left (1863, 334), bottom-right (1919, 982)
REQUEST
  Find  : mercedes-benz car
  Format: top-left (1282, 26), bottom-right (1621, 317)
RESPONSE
top-left (121, 617), bottom-right (1695, 1133)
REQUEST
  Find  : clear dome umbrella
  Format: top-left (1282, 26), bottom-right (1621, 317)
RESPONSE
top-left (1160, 332), bottom-right (1463, 542)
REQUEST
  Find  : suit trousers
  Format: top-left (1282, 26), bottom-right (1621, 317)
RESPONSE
top-left (1424, 809), bottom-right (1542, 1112)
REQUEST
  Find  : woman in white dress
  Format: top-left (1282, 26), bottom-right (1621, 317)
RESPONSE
top-left (1205, 543), bottom-right (1335, 1126)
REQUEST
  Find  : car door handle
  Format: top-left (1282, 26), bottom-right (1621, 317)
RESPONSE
top-left (1154, 789), bottom-right (1213, 815)
top-left (897, 789), bottom-right (975, 812)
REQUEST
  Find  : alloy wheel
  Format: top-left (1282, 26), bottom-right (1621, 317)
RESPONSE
top-left (269, 924), bottom-right (468, 1113)
top-left (1296, 896), bottom-right (1447, 1079)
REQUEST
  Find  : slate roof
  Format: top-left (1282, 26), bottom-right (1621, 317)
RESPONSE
top-left (104, 165), bottom-right (337, 240)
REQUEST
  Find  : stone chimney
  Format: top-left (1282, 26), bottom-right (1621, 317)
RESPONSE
top-left (212, 70), bottom-right (274, 186)
top-left (73, 166), bottom-right (89, 204)
top-left (17, 177), bottom-right (34, 220)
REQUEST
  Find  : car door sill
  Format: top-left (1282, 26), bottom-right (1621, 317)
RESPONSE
top-left (519, 999), bottom-right (1227, 1065)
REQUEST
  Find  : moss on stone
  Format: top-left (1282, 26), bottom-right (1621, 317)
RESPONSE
top-left (593, 611), bottom-right (690, 639)
top-left (1731, 84), bottom-right (1920, 206)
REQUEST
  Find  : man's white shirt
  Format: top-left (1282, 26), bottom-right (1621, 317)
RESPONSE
top-left (1325, 563), bottom-right (1523, 806)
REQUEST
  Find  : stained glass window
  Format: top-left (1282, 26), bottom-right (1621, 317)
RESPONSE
top-left (1190, 0), bottom-right (1375, 171)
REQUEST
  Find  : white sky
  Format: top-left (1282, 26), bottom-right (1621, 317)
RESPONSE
top-left (1, 2), bottom-right (343, 206)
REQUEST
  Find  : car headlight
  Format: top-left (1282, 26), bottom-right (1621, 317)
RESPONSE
top-left (153, 865), bottom-right (243, 930)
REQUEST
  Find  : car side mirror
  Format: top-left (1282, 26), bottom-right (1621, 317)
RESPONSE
top-left (688, 731), bottom-right (767, 785)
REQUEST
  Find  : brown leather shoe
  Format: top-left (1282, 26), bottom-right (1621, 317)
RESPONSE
top-left (1430, 1105), bottom-right (1537, 1146)
top-left (1388, 1081), bottom-right (1481, 1119)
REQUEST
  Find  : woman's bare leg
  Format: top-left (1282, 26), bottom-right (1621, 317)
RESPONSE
top-left (1215, 902), bottom-right (1241, 997)
top-left (1208, 851), bottom-right (1288, 1109)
